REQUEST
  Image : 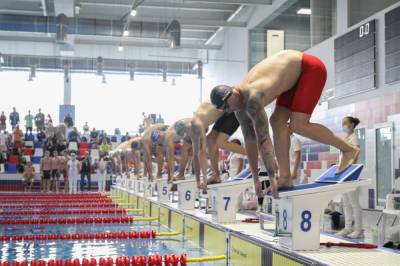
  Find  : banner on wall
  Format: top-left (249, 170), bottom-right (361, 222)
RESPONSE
top-left (59, 105), bottom-right (75, 125)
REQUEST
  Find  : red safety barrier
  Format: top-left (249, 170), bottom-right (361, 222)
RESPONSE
top-left (0, 199), bottom-right (112, 204)
top-left (1, 208), bottom-right (126, 216)
top-left (0, 230), bottom-right (157, 242)
top-left (0, 254), bottom-right (187, 266)
top-left (0, 216), bottom-right (136, 225)
top-left (0, 203), bottom-right (118, 209)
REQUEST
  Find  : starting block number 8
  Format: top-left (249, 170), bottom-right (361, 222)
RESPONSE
top-left (283, 210), bottom-right (288, 230)
top-left (300, 210), bottom-right (312, 232)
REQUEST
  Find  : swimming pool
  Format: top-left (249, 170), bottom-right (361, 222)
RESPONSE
top-left (0, 194), bottom-right (226, 265)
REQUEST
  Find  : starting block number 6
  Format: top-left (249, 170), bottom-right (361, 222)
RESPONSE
top-left (185, 190), bottom-right (191, 201)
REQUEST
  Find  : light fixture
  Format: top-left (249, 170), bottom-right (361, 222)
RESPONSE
top-left (0, 53), bottom-right (4, 64)
top-left (118, 43), bottom-right (124, 52)
top-left (297, 8), bottom-right (311, 15)
top-left (96, 56), bottom-right (103, 76)
top-left (123, 29), bottom-right (129, 36)
top-left (102, 74), bottom-right (106, 84)
top-left (130, 8), bottom-right (137, 17)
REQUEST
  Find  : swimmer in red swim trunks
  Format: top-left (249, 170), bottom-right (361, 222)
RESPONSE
top-left (210, 50), bottom-right (359, 199)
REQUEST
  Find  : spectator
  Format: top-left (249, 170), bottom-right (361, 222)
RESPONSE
top-left (35, 108), bottom-right (45, 132)
top-left (99, 139), bottom-right (111, 155)
top-left (68, 127), bottom-right (80, 143)
top-left (12, 125), bottom-right (23, 146)
top-left (40, 151), bottom-right (52, 192)
top-left (45, 135), bottom-right (56, 155)
top-left (225, 139), bottom-right (245, 178)
top-left (156, 114), bottom-right (165, 124)
top-left (68, 153), bottom-right (80, 194)
top-left (37, 130), bottom-right (46, 142)
top-left (51, 150), bottom-right (61, 192)
top-left (90, 128), bottom-right (98, 140)
top-left (83, 122), bottom-right (89, 134)
top-left (0, 111), bottom-right (6, 132)
top-left (46, 114), bottom-right (53, 128)
top-left (64, 113), bottom-right (74, 128)
top-left (0, 131), bottom-right (8, 152)
top-left (80, 151), bottom-right (91, 191)
top-left (22, 161), bottom-right (35, 192)
top-left (289, 131), bottom-right (302, 185)
top-left (24, 110), bottom-right (34, 135)
top-left (9, 107), bottom-right (19, 130)
top-left (98, 155), bottom-right (107, 192)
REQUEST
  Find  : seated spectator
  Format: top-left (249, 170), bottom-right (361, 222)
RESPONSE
top-left (99, 139), bottom-right (111, 156)
top-left (68, 127), bottom-right (80, 143)
top-left (90, 128), bottom-right (98, 142)
top-left (0, 111), bottom-right (6, 132)
top-left (9, 107), bottom-right (19, 130)
top-left (24, 110), bottom-right (34, 135)
top-left (37, 130), bottom-right (46, 142)
top-left (13, 125), bottom-right (23, 145)
top-left (35, 108), bottom-right (45, 132)
top-left (0, 130), bottom-right (8, 152)
top-left (23, 161), bottom-right (35, 192)
top-left (45, 136), bottom-right (57, 155)
top-left (64, 113), bottom-right (74, 128)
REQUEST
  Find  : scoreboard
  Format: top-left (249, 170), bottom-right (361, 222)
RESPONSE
top-left (385, 5), bottom-right (400, 84)
top-left (334, 20), bottom-right (376, 98)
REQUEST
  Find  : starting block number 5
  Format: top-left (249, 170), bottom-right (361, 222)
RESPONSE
top-left (282, 209), bottom-right (312, 232)
top-left (162, 186), bottom-right (168, 195)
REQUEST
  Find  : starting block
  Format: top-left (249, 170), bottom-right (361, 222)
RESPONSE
top-left (208, 168), bottom-right (267, 223)
top-left (260, 164), bottom-right (370, 251)
top-left (155, 177), bottom-right (170, 202)
top-left (173, 178), bottom-right (197, 210)
top-left (142, 178), bottom-right (156, 198)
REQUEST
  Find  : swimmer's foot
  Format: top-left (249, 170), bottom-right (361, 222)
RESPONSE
top-left (207, 175), bottom-right (221, 185)
top-left (172, 175), bottom-right (185, 182)
top-left (266, 178), bottom-right (280, 199)
top-left (336, 146), bottom-right (360, 174)
top-left (277, 178), bottom-right (294, 189)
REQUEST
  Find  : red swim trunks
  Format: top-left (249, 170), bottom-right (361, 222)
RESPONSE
top-left (276, 53), bottom-right (327, 114)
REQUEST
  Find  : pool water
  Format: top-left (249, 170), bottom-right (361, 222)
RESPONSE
top-left (0, 223), bottom-right (224, 265)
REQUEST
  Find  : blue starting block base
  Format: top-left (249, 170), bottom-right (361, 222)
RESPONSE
top-left (261, 164), bottom-right (370, 251)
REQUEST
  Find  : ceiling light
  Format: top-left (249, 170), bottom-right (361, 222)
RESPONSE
top-left (130, 9), bottom-right (137, 17)
top-left (297, 8), bottom-right (311, 15)
top-left (123, 29), bottom-right (129, 36)
top-left (118, 43), bottom-right (124, 52)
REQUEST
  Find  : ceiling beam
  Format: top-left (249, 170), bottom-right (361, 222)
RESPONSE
top-left (188, 0), bottom-right (272, 5)
top-left (0, 9), bottom-right (43, 16)
top-left (79, 0), bottom-right (237, 12)
top-left (127, 17), bottom-right (246, 28)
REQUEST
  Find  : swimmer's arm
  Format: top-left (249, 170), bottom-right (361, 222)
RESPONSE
top-left (235, 111), bottom-right (259, 182)
top-left (246, 94), bottom-right (277, 179)
top-left (142, 141), bottom-right (153, 178)
top-left (165, 137), bottom-right (175, 179)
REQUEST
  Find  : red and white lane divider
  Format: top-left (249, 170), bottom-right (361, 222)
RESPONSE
top-left (1, 209), bottom-right (126, 216)
top-left (0, 203), bottom-right (118, 209)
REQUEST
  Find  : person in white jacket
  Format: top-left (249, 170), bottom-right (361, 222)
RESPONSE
top-left (98, 156), bottom-right (107, 192)
top-left (68, 153), bottom-right (81, 194)
top-left (336, 116), bottom-right (363, 239)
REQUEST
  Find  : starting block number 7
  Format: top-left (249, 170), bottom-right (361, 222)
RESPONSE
top-left (223, 196), bottom-right (230, 211)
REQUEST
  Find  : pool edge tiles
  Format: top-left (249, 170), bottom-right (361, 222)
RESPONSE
top-left (184, 217), bottom-right (200, 246)
top-left (170, 211), bottom-right (183, 233)
top-left (143, 199), bottom-right (151, 217)
top-left (203, 224), bottom-right (226, 256)
top-left (229, 234), bottom-right (262, 265)
top-left (159, 205), bottom-right (170, 228)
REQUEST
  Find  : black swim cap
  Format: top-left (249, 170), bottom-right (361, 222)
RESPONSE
top-left (131, 140), bottom-right (140, 150)
top-left (174, 120), bottom-right (188, 137)
top-left (210, 85), bottom-right (233, 109)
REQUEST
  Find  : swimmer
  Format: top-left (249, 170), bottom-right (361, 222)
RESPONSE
top-left (186, 102), bottom-right (246, 192)
top-left (210, 49), bottom-right (359, 199)
top-left (142, 124), bottom-right (169, 181)
top-left (117, 136), bottom-right (143, 177)
top-left (162, 119), bottom-right (193, 182)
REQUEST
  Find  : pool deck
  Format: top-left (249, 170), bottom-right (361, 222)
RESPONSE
top-left (112, 185), bottom-right (400, 266)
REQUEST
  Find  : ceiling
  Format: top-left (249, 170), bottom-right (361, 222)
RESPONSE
top-left (0, 0), bottom-right (272, 74)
